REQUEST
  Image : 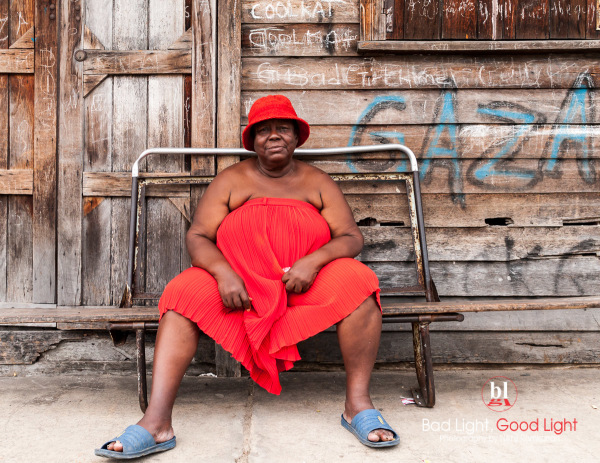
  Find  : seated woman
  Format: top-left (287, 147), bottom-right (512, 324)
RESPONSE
top-left (96, 95), bottom-right (399, 459)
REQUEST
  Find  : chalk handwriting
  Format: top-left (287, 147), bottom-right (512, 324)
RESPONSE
top-left (249, 0), bottom-right (346, 21)
top-left (247, 26), bottom-right (357, 54)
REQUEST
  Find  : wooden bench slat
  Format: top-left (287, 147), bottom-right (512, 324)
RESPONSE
top-left (2, 297), bottom-right (599, 325)
top-left (381, 296), bottom-right (600, 315)
top-left (0, 307), bottom-right (159, 324)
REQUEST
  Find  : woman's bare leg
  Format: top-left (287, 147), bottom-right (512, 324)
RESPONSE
top-left (108, 310), bottom-right (200, 451)
top-left (337, 295), bottom-right (394, 442)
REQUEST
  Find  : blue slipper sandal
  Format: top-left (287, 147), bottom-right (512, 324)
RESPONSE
top-left (341, 409), bottom-right (400, 448)
top-left (95, 424), bottom-right (176, 459)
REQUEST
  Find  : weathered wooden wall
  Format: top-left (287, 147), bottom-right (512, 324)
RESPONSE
top-left (236, 0), bottom-right (600, 366)
top-left (1, 0), bottom-right (599, 373)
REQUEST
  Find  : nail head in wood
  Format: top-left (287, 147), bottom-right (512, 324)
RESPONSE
top-left (74, 50), bottom-right (87, 61)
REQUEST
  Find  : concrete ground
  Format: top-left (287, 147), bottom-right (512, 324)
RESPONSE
top-left (0, 368), bottom-right (598, 463)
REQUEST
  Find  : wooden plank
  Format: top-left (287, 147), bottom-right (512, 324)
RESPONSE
top-left (503, 0), bottom-right (517, 38)
top-left (82, 49), bottom-right (192, 75)
top-left (359, 225), bottom-right (600, 262)
top-left (443, 0), bottom-right (478, 39)
top-left (82, 158), bottom-right (600, 195)
top-left (57, 0), bottom-right (84, 306)
top-left (304, 124), bottom-right (600, 160)
top-left (145, 0), bottom-right (185, 296)
top-left (385, 0), bottom-right (403, 39)
top-left (356, 38), bottom-right (600, 52)
top-left (0, 169), bottom-right (33, 194)
top-left (191, 0), bottom-right (216, 164)
top-left (552, 0), bottom-right (571, 38)
top-left (217, 0), bottom-right (242, 171)
top-left (241, 89), bottom-right (600, 125)
top-left (0, 306), bottom-right (159, 327)
top-left (7, 1), bottom-right (35, 303)
top-left (83, 172), bottom-right (190, 197)
top-left (242, 0), bottom-right (359, 24)
top-left (409, 307), bottom-right (600, 331)
top-left (10, 1), bottom-right (34, 45)
top-left (82, 198), bottom-right (113, 304)
top-left (380, 296), bottom-right (600, 313)
top-left (298, 331), bottom-right (600, 364)
top-left (404, 0), bottom-right (440, 39)
top-left (477, 0), bottom-right (501, 39)
top-left (111, 0), bottom-right (148, 305)
top-left (82, 0), bottom-right (113, 306)
top-left (0, 0), bottom-right (7, 301)
top-left (586, 0), bottom-right (600, 38)
top-left (360, 0), bottom-right (374, 41)
top-left (567, 0), bottom-right (587, 37)
top-left (516, 0), bottom-right (550, 39)
top-left (33, 0), bottom-right (58, 303)
top-left (370, 257), bottom-right (600, 296)
top-left (242, 23), bottom-right (359, 57)
top-left (0, 49), bottom-right (33, 73)
top-left (241, 56), bottom-right (600, 90)
top-left (317, 159), bottom-right (600, 193)
top-left (346, 192), bottom-right (600, 227)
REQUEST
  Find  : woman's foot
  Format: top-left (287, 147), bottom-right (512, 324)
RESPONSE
top-left (106, 418), bottom-right (174, 452)
top-left (343, 398), bottom-right (395, 442)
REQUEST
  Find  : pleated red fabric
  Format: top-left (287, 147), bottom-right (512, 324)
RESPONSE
top-left (158, 197), bottom-right (381, 394)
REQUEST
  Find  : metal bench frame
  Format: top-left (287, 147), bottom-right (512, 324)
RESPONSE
top-left (118, 144), bottom-right (464, 411)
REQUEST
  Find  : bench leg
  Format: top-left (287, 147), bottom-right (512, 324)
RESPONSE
top-left (411, 321), bottom-right (435, 408)
top-left (136, 328), bottom-right (149, 413)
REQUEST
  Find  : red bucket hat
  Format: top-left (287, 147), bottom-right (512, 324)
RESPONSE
top-left (242, 95), bottom-right (310, 151)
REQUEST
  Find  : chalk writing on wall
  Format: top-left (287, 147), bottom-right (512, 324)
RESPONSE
top-left (249, 0), bottom-right (343, 21)
top-left (247, 26), bottom-right (357, 54)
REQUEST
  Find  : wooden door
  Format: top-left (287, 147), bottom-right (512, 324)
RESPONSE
top-left (57, 0), bottom-right (216, 307)
top-left (0, 0), bottom-right (57, 305)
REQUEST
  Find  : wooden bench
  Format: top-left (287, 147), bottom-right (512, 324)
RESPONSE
top-left (1, 145), bottom-right (599, 412)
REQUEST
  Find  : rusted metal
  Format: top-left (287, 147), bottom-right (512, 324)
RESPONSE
top-left (136, 326), bottom-right (148, 412)
top-left (413, 171), bottom-right (438, 302)
top-left (411, 320), bottom-right (435, 407)
top-left (383, 313), bottom-right (464, 324)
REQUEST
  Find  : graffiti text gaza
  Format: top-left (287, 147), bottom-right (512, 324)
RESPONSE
top-left (347, 72), bottom-right (597, 206)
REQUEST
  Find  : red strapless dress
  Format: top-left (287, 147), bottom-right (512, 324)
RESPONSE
top-left (158, 197), bottom-right (381, 394)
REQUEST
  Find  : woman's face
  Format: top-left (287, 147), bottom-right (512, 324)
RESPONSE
top-left (253, 118), bottom-right (298, 166)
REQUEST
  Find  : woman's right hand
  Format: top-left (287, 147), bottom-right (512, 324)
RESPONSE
top-left (215, 270), bottom-right (252, 311)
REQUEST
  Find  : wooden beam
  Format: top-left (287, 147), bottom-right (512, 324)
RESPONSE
top-left (82, 49), bottom-right (191, 75)
top-left (33, 0), bottom-right (58, 303)
top-left (82, 172), bottom-right (191, 197)
top-left (357, 39), bottom-right (600, 53)
top-left (0, 0), bottom-right (8, 301)
top-left (57, 0), bottom-right (83, 305)
top-left (0, 169), bottom-right (33, 194)
top-left (217, 0), bottom-right (242, 171)
top-left (0, 49), bottom-right (34, 73)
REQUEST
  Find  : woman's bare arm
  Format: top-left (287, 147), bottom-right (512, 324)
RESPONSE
top-left (186, 172), bottom-right (252, 310)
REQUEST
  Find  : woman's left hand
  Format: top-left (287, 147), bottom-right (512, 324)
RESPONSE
top-left (281, 256), bottom-right (320, 293)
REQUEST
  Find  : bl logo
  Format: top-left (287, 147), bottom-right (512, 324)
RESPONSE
top-left (481, 376), bottom-right (518, 412)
